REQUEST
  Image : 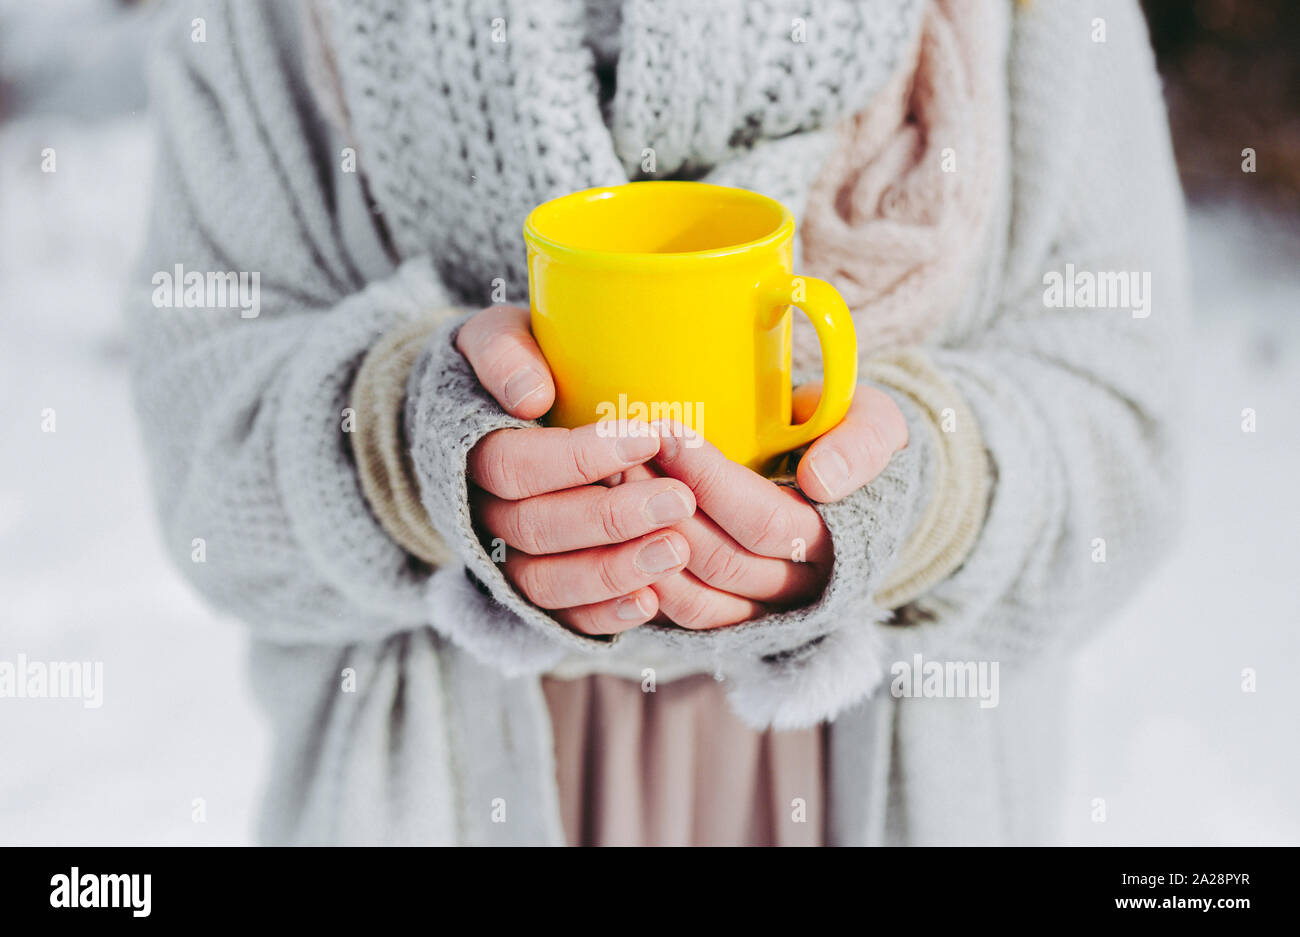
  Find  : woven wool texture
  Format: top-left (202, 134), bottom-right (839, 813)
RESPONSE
top-left (322, 0), bottom-right (924, 300)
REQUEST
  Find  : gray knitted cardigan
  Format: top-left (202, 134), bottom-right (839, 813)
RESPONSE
top-left (129, 0), bottom-right (1187, 845)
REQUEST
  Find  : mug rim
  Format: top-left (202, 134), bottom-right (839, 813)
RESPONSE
top-left (523, 181), bottom-right (795, 268)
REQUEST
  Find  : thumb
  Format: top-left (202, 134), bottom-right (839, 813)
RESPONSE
top-left (455, 305), bottom-right (556, 419)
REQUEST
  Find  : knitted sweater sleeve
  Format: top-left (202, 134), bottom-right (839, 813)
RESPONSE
top-left (897, 0), bottom-right (1189, 665)
top-left (127, 2), bottom-right (454, 644)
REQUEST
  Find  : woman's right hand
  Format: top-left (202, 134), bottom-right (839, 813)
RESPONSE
top-left (458, 306), bottom-right (696, 636)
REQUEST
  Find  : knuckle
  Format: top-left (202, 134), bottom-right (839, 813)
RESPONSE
top-left (690, 460), bottom-right (730, 504)
top-left (751, 501), bottom-right (797, 554)
top-left (454, 314), bottom-right (486, 358)
top-left (867, 389), bottom-right (908, 451)
top-left (479, 335), bottom-right (524, 385)
top-left (584, 604), bottom-right (626, 636)
top-left (887, 406), bottom-right (910, 451)
top-left (505, 500), bottom-right (547, 555)
top-left (595, 556), bottom-right (627, 599)
top-left (669, 587), bottom-right (720, 630)
top-left (697, 540), bottom-right (750, 592)
top-left (858, 421), bottom-right (891, 477)
top-left (459, 311), bottom-right (510, 367)
top-left (566, 435), bottom-right (603, 485)
top-left (559, 606), bottom-right (598, 636)
top-left (594, 493), bottom-right (634, 544)
top-left (512, 559), bottom-right (561, 609)
top-left (476, 439), bottom-right (525, 500)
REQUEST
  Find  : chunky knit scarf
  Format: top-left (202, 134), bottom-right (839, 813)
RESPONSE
top-left (315, 0), bottom-right (926, 303)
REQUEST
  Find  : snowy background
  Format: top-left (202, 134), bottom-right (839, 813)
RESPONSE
top-left (2, 1), bottom-right (1297, 845)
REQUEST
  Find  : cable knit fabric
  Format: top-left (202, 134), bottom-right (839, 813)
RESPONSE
top-left (320, 0), bottom-right (923, 299)
top-left (129, 0), bottom-right (1188, 845)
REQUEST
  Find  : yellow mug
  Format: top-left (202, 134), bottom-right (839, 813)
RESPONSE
top-left (523, 181), bottom-right (857, 473)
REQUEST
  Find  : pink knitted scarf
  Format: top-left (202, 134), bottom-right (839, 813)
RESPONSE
top-left (798, 0), bottom-right (1007, 361)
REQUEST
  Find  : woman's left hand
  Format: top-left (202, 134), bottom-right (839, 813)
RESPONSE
top-left (624, 383), bottom-right (910, 630)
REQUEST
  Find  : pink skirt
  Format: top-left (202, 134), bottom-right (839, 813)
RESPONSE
top-left (541, 673), bottom-right (827, 846)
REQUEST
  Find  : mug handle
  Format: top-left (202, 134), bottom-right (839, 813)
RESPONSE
top-left (756, 274), bottom-right (858, 461)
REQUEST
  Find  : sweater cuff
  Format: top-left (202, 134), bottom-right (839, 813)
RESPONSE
top-left (626, 389), bottom-right (934, 730)
top-left (268, 255), bottom-right (458, 627)
top-left (405, 312), bottom-right (626, 674)
top-left (705, 349), bottom-right (989, 728)
top-left (350, 314), bottom-right (459, 567)
top-left (863, 347), bottom-right (991, 607)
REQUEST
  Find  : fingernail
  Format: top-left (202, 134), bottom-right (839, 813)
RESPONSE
top-left (503, 368), bottom-right (546, 409)
top-left (654, 423), bottom-right (680, 462)
top-left (615, 432), bottom-right (659, 464)
top-left (643, 488), bottom-right (691, 525)
top-left (809, 448), bottom-right (850, 498)
top-left (635, 536), bottom-right (683, 574)
top-left (616, 594), bottom-right (651, 621)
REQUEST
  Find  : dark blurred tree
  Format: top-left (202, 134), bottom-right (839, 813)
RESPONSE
top-left (1142, 0), bottom-right (1300, 210)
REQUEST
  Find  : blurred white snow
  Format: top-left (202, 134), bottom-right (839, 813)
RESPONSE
top-left (0, 116), bottom-right (266, 845)
top-left (1, 112), bottom-right (1297, 845)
